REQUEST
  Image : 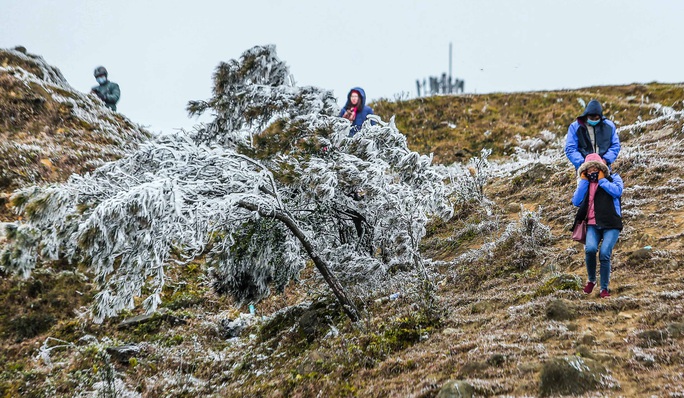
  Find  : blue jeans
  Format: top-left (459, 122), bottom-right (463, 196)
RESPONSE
top-left (585, 225), bottom-right (620, 291)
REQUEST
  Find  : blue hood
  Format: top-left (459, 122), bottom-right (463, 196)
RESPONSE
top-left (345, 87), bottom-right (366, 109)
top-left (580, 99), bottom-right (603, 118)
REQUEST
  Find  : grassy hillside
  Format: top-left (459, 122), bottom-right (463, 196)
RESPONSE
top-left (373, 83), bottom-right (684, 164)
top-left (1, 78), bottom-right (684, 397)
top-left (0, 46), bottom-right (151, 222)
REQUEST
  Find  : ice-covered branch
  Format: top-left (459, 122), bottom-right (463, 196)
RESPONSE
top-left (2, 45), bottom-right (455, 322)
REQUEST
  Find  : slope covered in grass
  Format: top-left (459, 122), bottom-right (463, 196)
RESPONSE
top-left (373, 83), bottom-right (684, 164)
top-left (0, 46), bottom-right (151, 222)
top-left (1, 69), bottom-right (683, 396)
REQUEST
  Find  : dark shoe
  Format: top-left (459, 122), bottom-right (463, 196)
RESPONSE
top-left (583, 281), bottom-right (596, 294)
top-left (599, 289), bottom-right (611, 298)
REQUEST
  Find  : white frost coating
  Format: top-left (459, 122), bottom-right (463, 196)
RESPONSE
top-left (566, 356), bottom-right (590, 373)
top-left (617, 108), bottom-right (684, 134)
top-left (0, 49), bottom-right (147, 144)
top-left (2, 45), bottom-right (455, 321)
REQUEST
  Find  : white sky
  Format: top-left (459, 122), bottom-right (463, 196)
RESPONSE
top-left (1, 0), bottom-right (682, 134)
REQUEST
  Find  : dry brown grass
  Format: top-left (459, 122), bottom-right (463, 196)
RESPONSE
top-left (373, 83), bottom-right (684, 164)
top-left (0, 48), bottom-right (151, 221)
top-left (2, 76), bottom-right (684, 397)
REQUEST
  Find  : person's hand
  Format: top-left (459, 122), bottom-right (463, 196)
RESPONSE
top-left (580, 171), bottom-right (588, 180)
top-left (598, 170), bottom-right (605, 180)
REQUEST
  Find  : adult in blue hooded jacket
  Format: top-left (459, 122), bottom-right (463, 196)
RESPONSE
top-left (339, 87), bottom-right (374, 137)
top-left (564, 100), bottom-right (620, 170)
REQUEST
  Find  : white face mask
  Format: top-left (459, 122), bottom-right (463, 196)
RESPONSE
top-left (96, 76), bottom-right (107, 84)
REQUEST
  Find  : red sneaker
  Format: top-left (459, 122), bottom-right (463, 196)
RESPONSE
top-left (583, 281), bottom-right (596, 294)
top-left (599, 289), bottom-right (611, 298)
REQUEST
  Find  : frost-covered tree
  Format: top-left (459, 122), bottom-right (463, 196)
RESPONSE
top-left (1, 45), bottom-right (454, 322)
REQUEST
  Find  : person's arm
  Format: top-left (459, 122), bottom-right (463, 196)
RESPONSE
top-left (91, 86), bottom-right (104, 100)
top-left (598, 174), bottom-right (623, 198)
top-left (601, 120), bottom-right (620, 166)
top-left (564, 123), bottom-right (584, 169)
top-left (103, 82), bottom-right (120, 105)
top-left (338, 107), bottom-right (346, 118)
top-left (571, 178), bottom-right (589, 206)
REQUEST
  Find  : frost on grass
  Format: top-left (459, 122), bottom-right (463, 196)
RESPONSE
top-left (456, 207), bottom-right (551, 269)
top-left (445, 148), bottom-right (492, 205)
top-left (0, 47), bottom-right (150, 193)
top-left (514, 130), bottom-right (559, 154)
top-left (617, 107), bottom-right (684, 134)
top-left (33, 336), bottom-right (142, 398)
top-left (1, 45), bottom-right (454, 322)
top-left (0, 47), bottom-right (148, 146)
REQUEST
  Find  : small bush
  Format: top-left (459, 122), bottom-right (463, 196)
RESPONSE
top-left (8, 313), bottom-right (56, 340)
top-left (457, 208), bottom-right (551, 287)
top-left (535, 274), bottom-right (582, 297)
top-left (539, 356), bottom-right (609, 397)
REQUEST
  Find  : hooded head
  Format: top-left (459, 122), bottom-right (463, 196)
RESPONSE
top-left (579, 99), bottom-right (604, 123)
top-left (578, 153), bottom-right (609, 176)
top-left (93, 66), bottom-right (108, 78)
top-left (346, 87), bottom-right (366, 110)
top-left (94, 66), bottom-right (108, 85)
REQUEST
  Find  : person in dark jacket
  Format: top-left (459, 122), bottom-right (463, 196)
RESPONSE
top-left (91, 66), bottom-right (120, 111)
top-left (339, 87), bottom-right (374, 137)
top-left (565, 99), bottom-right (620, 170)
top-left (571, 153), bottom-right (623, 298)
